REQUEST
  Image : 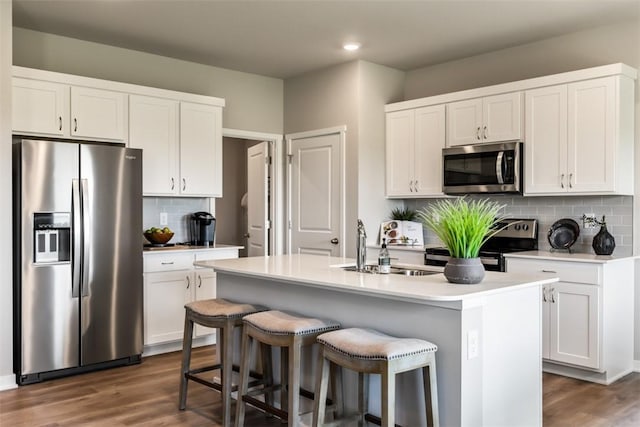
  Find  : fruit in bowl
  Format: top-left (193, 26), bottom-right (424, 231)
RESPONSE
top-left (144, 226), bottom-right (174, 245)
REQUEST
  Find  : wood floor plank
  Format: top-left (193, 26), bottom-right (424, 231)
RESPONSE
top-left (3, 348), bottom-right (640, 426)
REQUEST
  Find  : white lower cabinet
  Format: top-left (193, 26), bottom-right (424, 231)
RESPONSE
top-left (143, 248), bottom-right (239, 353)
top-left (506, 255), bottom-right (634, 384)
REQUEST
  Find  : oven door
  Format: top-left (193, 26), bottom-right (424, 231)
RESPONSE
top-left (442, 141), bottom-right (522, 194)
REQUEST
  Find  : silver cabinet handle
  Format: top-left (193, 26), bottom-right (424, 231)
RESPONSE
top-left (197, 275), bottom-right (202, 288)
top-left (330, 238), bottom-right (339, 244)
top-left (542, 270), bottom-right (557, 273)
top-left (476, 126), bottom-right (481, 140)
top-left (182, 178), bottom-right (186, 191)
top-left (409, 180), bottom-right (414, 192)
top-left (569, 173), bottom-right (573, 188)
top-left (542, 287), bottom-right (547, 302)
top-left (550, 288), bottom-right (555, 303)
top-left (74, 118), bottom-right (78, 132)
top-left (170, 178), bottom-right (175, 190)
top-left (161, 261), bottom-right (174, 265)
top-left (186, 275), bottom-right (191, 289)
top-left (483, 125), bottom-right (488, 139)
top-left (414, 180), bottom-right (418, 192)
top-left (59, 116), bottom-right (62, 131)
top-left (560, 174), bottom-right (565, 189)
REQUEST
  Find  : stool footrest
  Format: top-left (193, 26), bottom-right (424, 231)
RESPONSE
top-left (242, 395), bottom-right (289, 420)
top-left (365, 413), bottom-right (402, 427)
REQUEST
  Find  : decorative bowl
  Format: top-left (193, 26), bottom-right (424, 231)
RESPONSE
top-left (144, 231), bottom-right (174, 245)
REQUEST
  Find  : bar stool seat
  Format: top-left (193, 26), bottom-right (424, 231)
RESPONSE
top-left (313, 328), bottom-right (439, 427)
top-left (235, 310), bottom-right (341, 427)
top-left (179, 298), bottom-right (267, 427)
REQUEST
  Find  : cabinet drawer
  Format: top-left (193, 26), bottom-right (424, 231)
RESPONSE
top-left (144, 252), bottom-right (194, 272)
top-left (195, 249), bottom-right (239, 262)
top-left (506, 258), bottom-right (602, 285)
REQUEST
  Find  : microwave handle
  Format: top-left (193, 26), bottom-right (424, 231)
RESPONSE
top-left (496, 151), bottom-right (505, 184)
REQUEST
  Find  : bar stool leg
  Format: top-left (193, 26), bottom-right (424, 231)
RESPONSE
top-left (221, 320), bottom-right (235, 427)
top-left (312, 347), bottom-right (330, 426)
top-left (357, 372), bottom-right (368, 426)
top-left (234, 328), bottom-right (253, 427)
top-left (288, 339), bottom-right (302, 427)
top-left (178, 313), bottom-right (194, 410)
top-left (329, 361), bottom-right (343, 420)
top-left (380, 365), bottom-right (395, 427)
top-left (260, 342), bottom-right (274, 411)
top-left (280, 347), bottom-right (289, 413)
top-left (424, 355), bottom-right (440, 427)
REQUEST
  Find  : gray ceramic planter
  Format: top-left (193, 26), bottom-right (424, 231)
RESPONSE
top-left (444, 257), bottom-right (485, 284)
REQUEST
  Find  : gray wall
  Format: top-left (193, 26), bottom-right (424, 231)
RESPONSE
top-left (0, 1), bottom-right (13, 389)
top-left (216, 137), bottom-right (249, 251)
top-left (13, 27), bottom-right (284, 134)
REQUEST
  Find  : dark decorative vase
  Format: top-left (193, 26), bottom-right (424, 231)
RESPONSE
top-left (592, 217), bottom-right (615, 255)
top-left (444, 257), bottom-right (485, 284)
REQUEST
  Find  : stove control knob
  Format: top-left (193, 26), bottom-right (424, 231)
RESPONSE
top-left (514, 224), bottom-right (521, 230)
top-left (522, 224), bottom-right (529, 231)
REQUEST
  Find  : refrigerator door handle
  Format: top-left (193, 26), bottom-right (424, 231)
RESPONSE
top-left (72, 179), bottom-right (82, 298)
top-left (80, 179), bottom-right (91, 297)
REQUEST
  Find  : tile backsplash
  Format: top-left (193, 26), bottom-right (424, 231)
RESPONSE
top-left (405, 195), bottom-right (633, 256)
top-left (143, 197), bottom-right (210, 244)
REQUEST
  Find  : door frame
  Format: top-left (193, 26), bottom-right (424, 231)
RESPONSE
top-left (285, 126), bottom-right (346, 256)
top-left (222, 128), bottom-right (284, 255)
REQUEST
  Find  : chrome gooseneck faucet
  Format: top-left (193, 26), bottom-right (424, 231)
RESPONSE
top-left (356, 219), bottom-right (367, 271)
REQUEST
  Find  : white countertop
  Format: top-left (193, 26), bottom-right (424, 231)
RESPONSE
top-left (143, 244), bottom-right (243, 254)
top-left (504, 250), bottom-right (639, 263)
top-left (195, 254), bottom-right (557, 303)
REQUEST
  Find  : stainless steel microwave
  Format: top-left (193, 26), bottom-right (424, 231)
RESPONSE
top-left (442, 141), bottom-right (523, 194)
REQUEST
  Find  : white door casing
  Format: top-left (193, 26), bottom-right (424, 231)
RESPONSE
top-left (287, 127), bottom-right (345, 257)
top-left (247, 141), bottom-right (269, 257)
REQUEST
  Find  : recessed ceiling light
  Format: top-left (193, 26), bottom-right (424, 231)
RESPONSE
top-left (343, 42), bottom-right (361, 51)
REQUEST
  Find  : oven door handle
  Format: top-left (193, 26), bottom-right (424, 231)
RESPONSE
top-left (496, 151), bottom-right (505, 184)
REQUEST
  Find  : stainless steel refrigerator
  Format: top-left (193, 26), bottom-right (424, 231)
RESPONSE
top-left (13, 138), bottom-right (143, 385)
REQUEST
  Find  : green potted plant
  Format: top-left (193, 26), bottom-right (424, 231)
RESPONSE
top-left (417, 197), bottom-right (507, 284)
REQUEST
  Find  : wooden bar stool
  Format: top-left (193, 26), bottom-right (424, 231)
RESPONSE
top-left (179, 298), bottom-right (267, 427)
top-left (234, 310), bottom-right (341, 427)
top-left (313, 327), bottom-right (439, 427)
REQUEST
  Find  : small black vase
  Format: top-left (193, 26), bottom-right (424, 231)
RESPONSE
top-left (592, 219), bottom-right (615, 255)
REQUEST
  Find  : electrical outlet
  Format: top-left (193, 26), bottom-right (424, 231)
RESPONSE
top-left (160, 212), bottom-right (168, 226)
top-left (583, 213), bottom-right (597, 229)
top-left (467, 330), bottom-right (479, 360)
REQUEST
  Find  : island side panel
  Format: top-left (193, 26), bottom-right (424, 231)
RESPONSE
top-left (216, 271), bottom-right (465, 427)
top-left (479, 285), bottom-right (542, 426)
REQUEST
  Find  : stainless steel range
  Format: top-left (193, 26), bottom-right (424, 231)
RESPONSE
top-left (424, 218), bottom-right (538, 272)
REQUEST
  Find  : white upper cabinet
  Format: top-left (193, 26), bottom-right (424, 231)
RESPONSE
top-left (12, 78), bottom-right (68, 137)
top-left (386, 105), bottom-right (445, 197)
top-left (179, 102), bottom-right (223, 197)
top-left (447, 92), bottom-right (522, 146)
top-left (70, 86), bottom-right (127, 141)
top-left (129, 95), bottom-right (180, 196)
top-left (525, 76), bottom-right (634, 195)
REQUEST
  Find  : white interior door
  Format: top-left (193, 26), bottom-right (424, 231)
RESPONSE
top-left (287, 128), bottom-right (344, 257)
top-left (246, 141), bottom-right (269, 256)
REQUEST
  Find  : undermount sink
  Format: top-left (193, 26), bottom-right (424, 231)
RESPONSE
top-left (341, 264), bottom-right (440, 276)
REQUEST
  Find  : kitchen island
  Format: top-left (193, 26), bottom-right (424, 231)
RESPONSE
top-left (195, 254), bottom-right (558, 426)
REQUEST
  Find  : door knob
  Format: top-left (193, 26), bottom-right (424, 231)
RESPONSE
top-left (244, 233), bottom-right (250, 238)
top-left (330, 238), bottom-right (339, 244)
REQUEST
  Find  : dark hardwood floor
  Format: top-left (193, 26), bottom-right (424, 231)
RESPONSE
top-left (2, 346), bottom-right (640, 426)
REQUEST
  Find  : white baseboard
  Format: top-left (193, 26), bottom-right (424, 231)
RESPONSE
top-left (634, 359), bottom-right (640, 372)
top-left (0, 373), bottom-right (17, 391)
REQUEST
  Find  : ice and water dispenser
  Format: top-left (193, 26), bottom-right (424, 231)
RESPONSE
top-left (33, 212), bottom-right (71, 264)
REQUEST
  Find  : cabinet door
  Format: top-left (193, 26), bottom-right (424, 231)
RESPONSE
top-left (414, 105), bottom-right (445, 196)
top-left (567, 77), bottom-right (615, 193)
top-left (524, 85), bottom-right (568, 194)
top-left (179, 102), bottom-right (222, 196)
top-left (385, 110), bottom-right (415, 197)
top-left (446, 98), bottom-right (482, 146)
top-left (144, 271), bottom-right (192, 345)
top-left (548, 282), bottom-right (599, 369)
top-left (12, 78), bottom-right (68, 136)
top-left (129, 95), bottom-right (179, 195)
top-left (193, 269), bottom-right (217, 338)
top-left (483, 92), bottom-right (522, 143)
top-left (71, 86), bottom-right (127, 141)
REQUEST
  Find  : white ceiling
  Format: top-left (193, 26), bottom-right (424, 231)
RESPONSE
top-left (12, 0), bottom-right (640, 79)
